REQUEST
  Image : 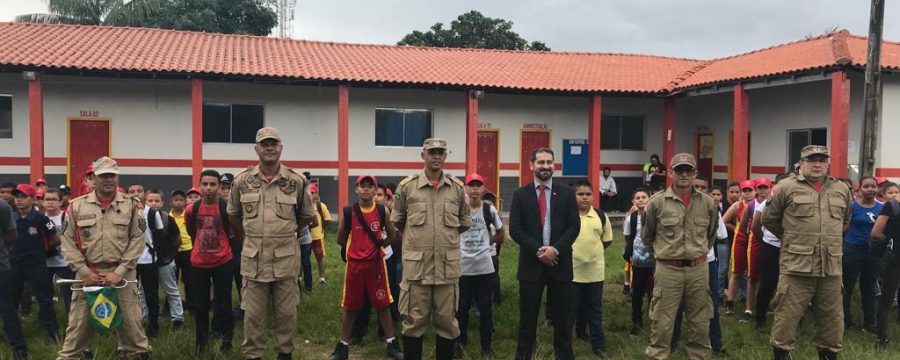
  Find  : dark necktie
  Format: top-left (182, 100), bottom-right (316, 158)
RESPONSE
top-left (538, 184), bottom-right (547, 229)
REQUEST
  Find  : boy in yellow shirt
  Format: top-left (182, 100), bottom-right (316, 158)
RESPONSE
top-left (308, 184), bottom-right (331, 283)
top-left (571, 180), bottom-right (613, 357)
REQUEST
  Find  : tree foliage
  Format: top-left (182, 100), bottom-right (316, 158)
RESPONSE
top-left (398, 10), bottom-right (550, 51)
top-left (15, 0), bottom-right (162, 26)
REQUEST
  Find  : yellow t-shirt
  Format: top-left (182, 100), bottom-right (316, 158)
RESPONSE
top-left (572, 208), bottom-right (613, 283)
top-left (170, 209), bottom-right (193, 252)
top-left (310, 202), bottom-right (331, 240)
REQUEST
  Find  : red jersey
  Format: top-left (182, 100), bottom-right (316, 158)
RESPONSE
top-left (186, 202), bottom-right (233, 268)
top-left (346, 203), bottom-right (385, 261)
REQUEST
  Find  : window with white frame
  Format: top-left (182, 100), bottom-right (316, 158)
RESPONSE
top-left (202, 102), bottom-right (264, 143)
top-left (375, 108), bottom-right (433, 147)
top-left (600, 114), bottom-right (644, 150)
top-left (0, 95), bottom-right (11, 139)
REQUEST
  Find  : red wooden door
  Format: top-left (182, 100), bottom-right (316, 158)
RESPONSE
top-left (69, 119), bottom-right (110, 196)
top-left (519, 130), bottom-right (550, 186)
top-left (476, 130), bottom-right (499, 194)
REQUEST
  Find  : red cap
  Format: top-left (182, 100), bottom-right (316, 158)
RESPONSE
top-left (35, 178), bottom-right (47, 186)
top-left (755, 177), bottom-right (773, 188)
top-left (116, 187), bottom-right (125, 193)
top-left (739, 180), bottom-right (755, 190)
top-left (35, 188), bottom-right (45, 198)
top-left (85, 164), bottom-right (94, 175)
top-left (186, 187), bottom-right (201, 196)
top-left (12, 184), bottom-right (36, 197)
top-left (465, 173), bottom-right (485, 185)
top-left (386, 188), bottom-right (394, 197)
top-left (356, 175), bottom-right (377, 186)
top-left (308, 183), bottom-right (319, 192)
top-left (877, 177), bottom-right (889, 185)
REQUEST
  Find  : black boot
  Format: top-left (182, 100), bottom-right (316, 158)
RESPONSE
top-left (403, 336), bottom-right (423, 360)
top-left (276, 353), bottom-right (292, 360)
top-left (816, 348), bottom-right (837, 360)
top-left (436, 336), bottom-right (455, 360)
top-left (773, 346), bottom-right (791, 360)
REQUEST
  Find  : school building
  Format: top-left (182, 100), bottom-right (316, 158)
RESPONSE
top-left (0, 23), bottom-right (899, 210)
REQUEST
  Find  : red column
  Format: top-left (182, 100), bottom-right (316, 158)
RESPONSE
top-left (191, 78), bottom-right (203, 186)
top-left (830, 71), bottom-right (850, 178)
top-left (732, 84), bottom-right (750, 181)
top-left (466, 91), bottom-right (479, 176)
top-left (28, 73), bottom-right (44, 184)
top-left (338, 85), bottom-right (350, 212)
top-left (588, 95), bottom-right (602, 208)
top-left (663, 98), bottom-right (676, 187)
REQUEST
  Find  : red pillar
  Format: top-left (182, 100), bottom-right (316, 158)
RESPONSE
top-left (732, 84), bottom-right (750, 181)
top-left (191, 78), bottom-right (203, 186)
top-left (28, 73), bottom-right (44, 184)
top-left (830, 71), bottom-right (850, 178)
top-left (588, 95), bottom-right (602, 208)
top-left (338, 85), bottom-right (350, 212)
top-left (663, 98), bottom-right (676, 187)
top-left (466, 91), bottom-right (479, 176)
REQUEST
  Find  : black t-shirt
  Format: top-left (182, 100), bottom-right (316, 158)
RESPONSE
top-left (880, 200), bottom-right (900, 262)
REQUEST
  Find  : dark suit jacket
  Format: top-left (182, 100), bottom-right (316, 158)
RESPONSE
top-left (509, 181), bottom-right (581, 282)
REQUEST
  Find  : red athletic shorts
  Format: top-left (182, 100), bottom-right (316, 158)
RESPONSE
top-left (311, 238), bottom-right (326, 261)
top-left (341, 259), bottom-right (392, 311)
top-left (731, 232), bottom-right (749, 275)
top-left (747, 234), bottom-right (762, 279)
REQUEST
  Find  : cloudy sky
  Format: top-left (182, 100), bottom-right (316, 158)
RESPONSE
top-left (3, 0), bottom-right (899, 59)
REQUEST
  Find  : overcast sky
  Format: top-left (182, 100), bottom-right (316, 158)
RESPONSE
top-left (3, 0), bottom-right (899, 59)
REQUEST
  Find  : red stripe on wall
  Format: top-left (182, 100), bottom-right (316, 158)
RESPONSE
top-left (876, 168), bottom-right (900, 177)
top-left (751, 166), bottom-right (785, 175)
top-left (714, 165), bottom-right (729, 173)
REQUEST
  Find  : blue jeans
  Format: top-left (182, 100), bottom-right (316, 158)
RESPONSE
top-left (299, 243), bottom-right (313, 291)
top-left (843, 243), bottom-right (879, 327)
top-left (716, 243), bottom-right (731, 299)
top-left (673, 261), bottom-right (723, 352)
top-left (0, 270), bottom-right (26, 351)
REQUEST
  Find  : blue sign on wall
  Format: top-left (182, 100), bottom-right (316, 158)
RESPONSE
top-left (563, 139), bottom-right (588, 176)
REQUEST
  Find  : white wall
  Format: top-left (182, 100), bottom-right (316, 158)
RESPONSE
top-left (878, 77), bottom-right (900, 174)
top-left (0, 73), bottom-right (33, 174)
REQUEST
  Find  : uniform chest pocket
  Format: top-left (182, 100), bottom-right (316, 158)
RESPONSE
top-left (407, 202), bottom-right (427, 226)
top-left (443, 199), bottom-right (461, 227)
top-left (790, 195), bottom-right (816, 217)
top-left (660, 216), bottom-right (681, 227)
top-left (111, 216), bottom-right (131, 238)
top-left (240, 193), bottom-right (261, 219)
top-left (275, 191), bottom-right (297, 220)
top-left (828, 197), bottom-right (847, 220)
top-left (75, 218), bottom-right (100, 241)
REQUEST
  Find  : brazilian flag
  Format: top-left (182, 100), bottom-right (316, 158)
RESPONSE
top-left (84, 286), bottom-right (123, 333)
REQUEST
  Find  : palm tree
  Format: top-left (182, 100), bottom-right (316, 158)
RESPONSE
top-left (15, 0), bottom-right (161, 27)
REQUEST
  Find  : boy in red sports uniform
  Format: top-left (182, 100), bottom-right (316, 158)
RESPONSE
top-left (328, 175), bottom-right (403, 360)
top-left (723, 180), bottom-right (755, 315)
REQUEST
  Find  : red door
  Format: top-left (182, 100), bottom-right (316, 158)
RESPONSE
top-left (69, 119), bottom-right (110, 196)
top-left (520, 130), bottom-right (550, 186)
top-left (477, 130), bottom-right (499, 194)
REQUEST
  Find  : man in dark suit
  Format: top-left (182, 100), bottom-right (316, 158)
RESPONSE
top-left (510, 147), bottom-right (581, 360)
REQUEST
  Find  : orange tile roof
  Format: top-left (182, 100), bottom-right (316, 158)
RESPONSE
top-left (0, 23), bottom-right (896, 94)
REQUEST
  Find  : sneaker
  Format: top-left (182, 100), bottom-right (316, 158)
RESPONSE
top-left (864, 323), bottom-right (878, 334)
top-left (320, 277), bottom-right (327, 284)
top-left (83, 348), bottom-right (94, 359)
top-left (593, 348), bottom-right (610, 358)
top-left (348, 336), bottom-right (364, 346)
top-left (623, 284), bottom-right (631, 296)
top-left (328, 342), bottom-right (349, 360)
top-left (386, 339), bottom-right (405, 360)
top-left (232, 308), bottom-right (244, 320)
top-left (220, 341), bottom-right (233, 352)
top-left (754, 320), bottom-right (766, 332)
top-left (630, 323), bottom-right (642, 335)
top-left (713, 349), bottom-right (730, 358)
top-left (724, 301), bottom-right (735, 315)
top-left (453, 342), bottom-right (465, 359)
top-left (876, 338), bottom-right (889, 350)
top-left (172, 319), bottom-right (184, 329)
top-left (739, 310), bottom-right (753, 323)
top-left (12, 348), bottom-right (27, 360)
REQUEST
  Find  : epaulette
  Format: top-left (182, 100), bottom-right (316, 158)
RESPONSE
top-left (447, 174), bottom-right (465, 187)
top-left (70, 194), bottom-right (90, 202)
top-left (398, 174), bottom-right (418, 188)
top-left (234, 166), bottom-right (254, 178)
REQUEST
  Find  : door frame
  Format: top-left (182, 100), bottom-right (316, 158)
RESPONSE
top-left (695, 131), bottom-right (714, 181)
top-left (519, 128), bottom-right (552, 186)
top-left (477, 128), bottom-right (501, 194)
top-left (67, 117), bottom-right (112, 187)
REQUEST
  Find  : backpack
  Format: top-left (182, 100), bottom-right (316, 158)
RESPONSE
top-left (186, 199), bottom-right (231, 251)
top-left (147, 208), bottom-right (178, 265)
top-left (341, 203), bottom-right (387, 262)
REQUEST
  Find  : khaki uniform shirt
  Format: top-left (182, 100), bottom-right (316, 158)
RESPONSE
top-left (642, 187), bottom-right (718, 260)
top-left (227, 164), bottom-right (315, 281)
top-left (761, 175), bottom-right (851, 277)
top-left (61, 191), bottom-right (146, 280)
top-left (391, 171), bottom-right (472, 285)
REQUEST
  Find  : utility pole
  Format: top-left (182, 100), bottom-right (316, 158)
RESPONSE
top-left (860, 0), bottom-right (885, 177)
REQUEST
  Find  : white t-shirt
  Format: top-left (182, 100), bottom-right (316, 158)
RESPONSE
top-left (754, 200), bottom-right (780, 247)
top-left (459, 203), bottom-right (502, 276)
top-left (709, 213), bottom-right (728, 262)
top-left (138, 207), bottom-right (165, 265)
top-left (46, 213), bottom-right (67, 267)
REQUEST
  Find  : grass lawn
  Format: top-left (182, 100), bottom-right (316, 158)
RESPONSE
top-left (7, 226), bottom-right (900, 359)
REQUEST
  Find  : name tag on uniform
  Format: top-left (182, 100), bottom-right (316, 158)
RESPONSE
top-left (77, 214), bottom-right (96, 220)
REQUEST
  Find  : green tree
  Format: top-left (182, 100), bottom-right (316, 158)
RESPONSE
top-left (399, 10), bottom-right (550, 51)
top-left (14, 0), bottom-right (162, 26)
top-left (145, 0), bottom-right (277, 36)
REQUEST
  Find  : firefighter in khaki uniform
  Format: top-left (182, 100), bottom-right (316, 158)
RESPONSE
top-left (392, 138), bottom-right (471, 360)
top-left (762, 145), bottom-right (850, 360)
top-left (227, 127), bottom-right (315, 360)
top-left (57, 157), bottom-right (151, 360)
top-left (642, 153), bottom-right (718, 360)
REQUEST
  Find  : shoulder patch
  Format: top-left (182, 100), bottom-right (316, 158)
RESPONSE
top-left (235, 166), bottom-right (254, 177)
top-left (447, 174), bottom-right (465, 187)
top-left (138, 217), bottom-right (147, 232)
top-left (398, 174), bottom-right (418, 187)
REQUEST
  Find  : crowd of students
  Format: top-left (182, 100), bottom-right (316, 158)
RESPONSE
top-left (3, 164), bottom-right (900, 359)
